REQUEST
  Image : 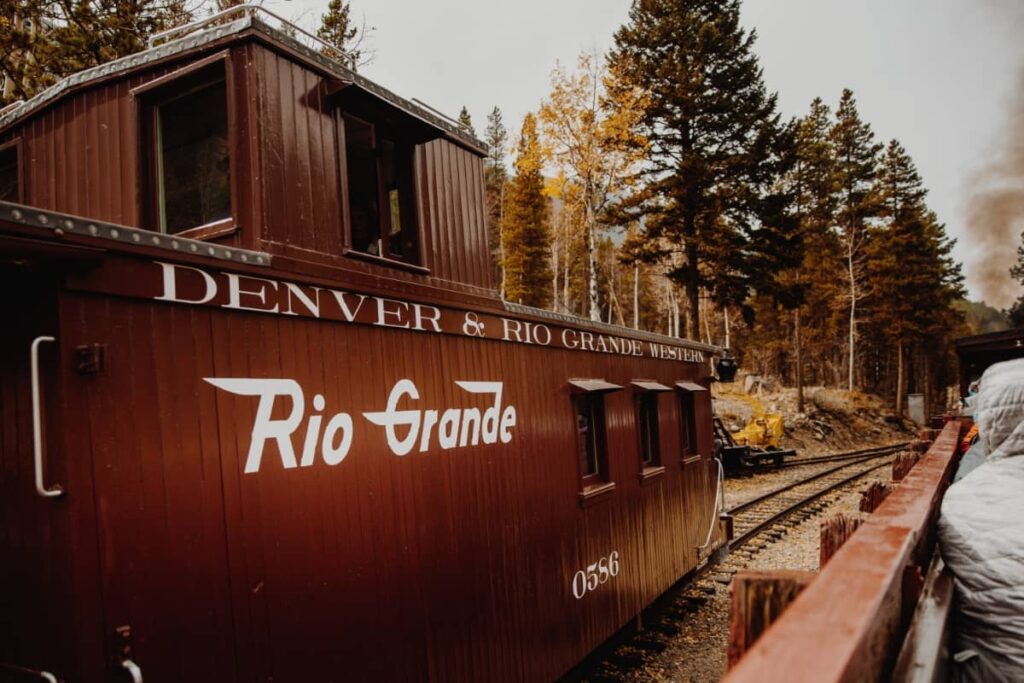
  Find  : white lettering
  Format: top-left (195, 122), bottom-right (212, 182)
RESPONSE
top-left (363, 379), bottom-right (420, 455)
top-left (375, 298), bottom-right (410, 328)
top-left (412, 304), bottom-right (442, 333)
top-left (203, 378), bottom-right (303, 473)
top-left (328, 289), bottom-right (368, 322)
top-left (223, 273), bottom-right (279, 313)
top-left (282, 282), bottom-right (322, 317)
top-left (155, 261), bottom-right (217, 304)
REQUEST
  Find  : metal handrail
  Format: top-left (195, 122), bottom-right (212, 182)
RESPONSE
top-left (121, 660), bottom-right (143, 683)
top-left (30, 336), bottom-right (63, 498)
top-left (147, 4), bottom-right (356, 69)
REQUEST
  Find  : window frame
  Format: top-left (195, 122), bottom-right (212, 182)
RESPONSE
top-left (133, 51), bottom-right (238, 241)
top-left (632, 380), bottom-right (670, 483)
top-left (335, 109), bottom-right (428, 272)
top-left (568, 379), bottom-right (621, 506)
top-left (676, 381), bottom-right (707, 465)
top-left (0, 137), bottom-right (25, 204)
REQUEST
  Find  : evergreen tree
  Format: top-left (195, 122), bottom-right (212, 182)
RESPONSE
top-left (316, 0), bottom-right (366, 68)
top-left (1006, 231), bottom-right (1024, 327)
top-left (609, 0), bottom-right (783, 339)
top-left (790, 98), bottom-right (842, 402)
top-left (457, 106), bottom-right (474, 136)
top-left (483, 106), bottom-right (508, 293)
top-left (500, 113), bottom-right (552, 308)
top-left (867, 142), bottom-right (963, 412)
top-left (1, 0), bottom-right (193, 103)
top-left (830, 88), bottom-right (883, 390)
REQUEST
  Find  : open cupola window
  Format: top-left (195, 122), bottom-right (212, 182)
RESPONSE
top-left (341, 114), bottom-right (420, 263)
top-left (137, 57), bottom-right (233, 237)
top-left (328, 78), bottom-right (439, 268)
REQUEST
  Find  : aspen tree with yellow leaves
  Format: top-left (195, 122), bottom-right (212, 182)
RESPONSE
top-left (538, 52), bottom-right (647, 322)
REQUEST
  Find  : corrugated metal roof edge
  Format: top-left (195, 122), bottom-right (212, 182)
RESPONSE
top-left (0, 200), bottom-right (273, 266)
top-left (0, 15), bottom-right (488, 156)
top-left (503, 301), bottom-right (724, 357)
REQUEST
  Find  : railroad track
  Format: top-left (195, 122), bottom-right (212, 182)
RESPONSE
top-left (726, 447), bottom-right (900, 552)
top-left (769, 441), bottom-right (909, 469)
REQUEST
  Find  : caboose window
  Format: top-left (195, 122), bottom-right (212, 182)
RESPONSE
top-left (676, 381), bottom-right (706, 460)
top-left (342, 114), bottom-right (420, 264)
top-left (636, 393), bottom-right (661, 466)
top-left (631, 381), bottom-right (670, 471)
top-left (0, 143), bottom-right (18, 202)
top-left (154, 79), bottom-right (231, 234)
top-left (574, 394), bottom-right (606, 479)
top-left (568, 380), bottom-right (622, 503)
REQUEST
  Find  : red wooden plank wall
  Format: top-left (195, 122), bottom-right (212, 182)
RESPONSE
top-left (2, 287), bottom-right (718, 681)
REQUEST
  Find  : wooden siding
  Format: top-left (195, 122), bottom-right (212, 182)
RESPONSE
top-left (250, 42), bottom-right (493, 296)
top-left (0, 251), bottom-right (719, 681)
top-left (0, 38), bottom-right (494, 299)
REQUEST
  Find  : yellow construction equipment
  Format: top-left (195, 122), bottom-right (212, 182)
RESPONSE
top-left (731, 394), bottom-right (785, 449)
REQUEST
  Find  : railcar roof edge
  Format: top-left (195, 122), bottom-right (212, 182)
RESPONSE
top-left (0, 200), bottom-right (273, 266)
top-left (0, 7), bottom-right (488, 155)
top-left (0, 199), bottom-right (723, 356)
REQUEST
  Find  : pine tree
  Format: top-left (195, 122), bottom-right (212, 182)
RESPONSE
top-left (316, 0), bottom-right (366, 68)
top-left (867, 142), bottom-right (963, 413)
top-left (609, 0), bottom-right (783, 339)
top-left (1, 0), bottom-right (193, 103)
top-left (483, 107), bottom-right (508, 293)
top-left (501, 113), bottom-right (552, 308)
top-left (831, 88), bottom-right (883, 390)
top-left (790, 98), bottom-right (841, 405)
top-left (457, 106), bottom-right (474, 136)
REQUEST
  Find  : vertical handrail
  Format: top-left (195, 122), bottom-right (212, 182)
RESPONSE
top-left (30, 336), bottom-right (64, 498)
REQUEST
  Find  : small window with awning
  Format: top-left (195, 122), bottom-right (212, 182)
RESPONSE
top-left (676, 380), bottom-right (705, 460)
top-left (568, 379), bottom-right (621, 502)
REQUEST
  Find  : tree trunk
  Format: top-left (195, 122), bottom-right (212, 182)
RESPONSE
top-left (703, 299), bottom-right (713, 346)
top-left (551, 231), bottom-right (560, 311)
top-left (586, 202), bottom-right (600, 322)
top-left (685, 246), bottom-right (700, 339)
top-left (498, 181), bottom-right (506, 300)
top-left (724, 305), bottom-right (731, 349)
top-left (847, 252), bottom-right (857, 392)
top-left (895, 339), bottom-right (904, 417)
top-left (795, 308), bottom-right (804, 413)
top-left (633, 264), bottom-right (639, 329)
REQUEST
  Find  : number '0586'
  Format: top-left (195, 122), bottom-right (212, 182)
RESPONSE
top-left (571, 551), bottom-right (620, 599)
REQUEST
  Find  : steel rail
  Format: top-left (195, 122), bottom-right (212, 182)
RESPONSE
top-left (769, 441), bottom-right (909, 470)
top-left (728, 448), bottom-right (901, 516)
top-left (729, 456), bottom-right (893, 550)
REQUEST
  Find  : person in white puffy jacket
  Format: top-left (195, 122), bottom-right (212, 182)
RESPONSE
top-left (938, 358), bottom-right (1024, 683)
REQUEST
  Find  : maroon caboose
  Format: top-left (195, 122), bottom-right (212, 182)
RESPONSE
top-left (0, 8), bottom-right (725, 681)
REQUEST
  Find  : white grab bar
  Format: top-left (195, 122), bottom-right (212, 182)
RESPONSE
top-left (30, 336), bottom-right (64, 498)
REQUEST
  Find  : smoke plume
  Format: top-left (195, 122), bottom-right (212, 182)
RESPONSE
top-left (965, 68), bottom-right (1024, 309)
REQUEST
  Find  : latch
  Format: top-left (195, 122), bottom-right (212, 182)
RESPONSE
top-left (75, 343), bottom-right (106, 374)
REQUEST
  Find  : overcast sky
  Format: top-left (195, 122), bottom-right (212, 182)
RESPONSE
top-left (271, 0), bottom-right (1024, 307)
